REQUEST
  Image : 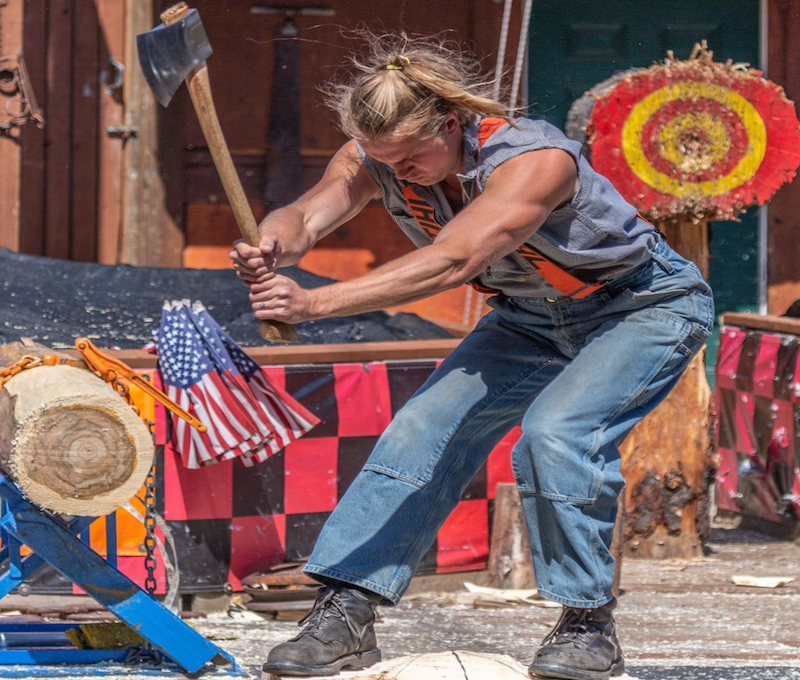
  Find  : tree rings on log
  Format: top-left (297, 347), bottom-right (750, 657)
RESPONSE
top-left (0, 364), bottom-right (153, 516)
top-left (262, 651), bottom-right (530, 680)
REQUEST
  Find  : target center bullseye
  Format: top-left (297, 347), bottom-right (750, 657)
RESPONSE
top-left (659, 111), bottom-right (731, 173)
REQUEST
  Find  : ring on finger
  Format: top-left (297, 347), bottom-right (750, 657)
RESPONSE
top-left (258, 302), bottom-right (266, 310)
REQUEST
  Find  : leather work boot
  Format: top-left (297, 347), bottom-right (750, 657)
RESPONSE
top-left (261, 585), bottom-right (381, 677)
top-left (528, 598), bottom-right (624, 680)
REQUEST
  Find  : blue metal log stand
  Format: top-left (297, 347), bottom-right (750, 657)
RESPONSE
top-left (0, 473), bottom-right (241, 675)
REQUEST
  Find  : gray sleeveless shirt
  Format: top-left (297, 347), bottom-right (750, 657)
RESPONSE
top-left (357, 117), bottom-right (658, 298)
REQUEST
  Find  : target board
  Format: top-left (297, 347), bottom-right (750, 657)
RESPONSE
top-left (588, 58), bottom-right (800, 220)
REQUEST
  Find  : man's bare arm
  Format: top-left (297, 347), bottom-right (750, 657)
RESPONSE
top-left (231, 141), bottom-right (380, 281)
top-left (249, 147), bottom-right (578, 322)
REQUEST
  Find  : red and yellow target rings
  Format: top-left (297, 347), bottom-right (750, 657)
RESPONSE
top-left (588, 63), bottom-right (800, 218)
top-left (638, 97), bottom-right (750, 183)
top-left (622, 81), bottom-right (766, 198)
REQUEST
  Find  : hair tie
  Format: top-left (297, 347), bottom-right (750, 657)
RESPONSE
top-left (384, 56), bottom-right (411, 71)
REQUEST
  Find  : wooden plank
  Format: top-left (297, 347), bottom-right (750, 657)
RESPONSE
top-left (183, 202), bottom-right (266, 268)
top-left (62, 338), bottom-right (462, 370)
top-left (69, 0), bottom-right (100, 262)
top-left (0, 0), bottom-right (23, 251)
top-left (767, 0), bottom-right (800, 314)
top-left (720, 312), bottom-right (800, 337)
top-left (121, 0), bottom-right (178, 266)
top-left (155, 23), bottom-right (187, 268)
top-left (18, 0), bottom-right (47, 255)
top-left (95, 0), bottom-right (125, 264)
top-left (44, 0), bottom-right (73, 259)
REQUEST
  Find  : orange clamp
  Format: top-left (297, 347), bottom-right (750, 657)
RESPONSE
top-left (74, 337), bottom-right (207, 433)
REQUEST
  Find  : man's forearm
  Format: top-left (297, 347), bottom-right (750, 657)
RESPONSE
top-left (307, 244), bottom-right (472, 319)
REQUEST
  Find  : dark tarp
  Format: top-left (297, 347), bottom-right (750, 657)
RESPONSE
top-left (0, 249), bottom-right (453, 349)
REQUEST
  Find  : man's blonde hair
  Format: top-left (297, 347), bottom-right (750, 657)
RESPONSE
top-left (322, 31), bottom-right (512, 142)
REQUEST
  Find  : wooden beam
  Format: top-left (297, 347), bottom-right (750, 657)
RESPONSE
top-left (44, 0), bottom-right (73, 259)
top-left (70, 0), bottom-right (100, 262)
top-left (720, 312), bottom-right (800, 336)
top-left (767, 0), bottom-right (800, 314)
top-left (120, 0), bottom-right (180, 266)
top-left (0, 0), bottom-right (23, 251)
top-left (96, 0), bottom-right (125, 264)
top-left (61, 338), bottom-right (462, 370)
top-left (19, 0), bottom-right (46, 255)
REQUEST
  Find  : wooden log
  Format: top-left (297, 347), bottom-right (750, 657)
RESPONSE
top-left (487, 484), bottom-right (535, 590)
top-left (264, 651), bottom-right (530, 680)
top-left (620, 351), bottom-right (714, 560)
top-left (0, 345), bottom-right (154, 516)
top-left (488, 484), bottom-right (624, 595)
top-left (617, 217), bottom-right (715, 559)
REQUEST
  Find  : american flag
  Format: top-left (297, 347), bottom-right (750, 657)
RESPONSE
top-left (156, 300), bottom-right (319, 469)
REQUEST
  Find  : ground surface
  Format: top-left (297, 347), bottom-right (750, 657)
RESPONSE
top-left (1, 522), bottom-right (798, 679)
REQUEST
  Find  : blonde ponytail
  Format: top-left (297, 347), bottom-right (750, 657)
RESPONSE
top-left (322, 31), bottom-right (513, 141)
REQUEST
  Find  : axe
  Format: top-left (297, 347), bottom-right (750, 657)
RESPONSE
top-left (136, 3), bottom-right (297, 344)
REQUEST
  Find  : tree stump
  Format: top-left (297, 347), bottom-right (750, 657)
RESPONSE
top-left (487, 484), bottom-right (535, 590)
top-left (0, 344), bottom-right (154, 516)
top-left (619, 352), bottom-right (714, 559)
top-left (488, 483), bottom-right (625, 593)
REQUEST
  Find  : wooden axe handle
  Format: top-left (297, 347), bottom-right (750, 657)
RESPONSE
top-left (185, 65), bottom-right (297, 344)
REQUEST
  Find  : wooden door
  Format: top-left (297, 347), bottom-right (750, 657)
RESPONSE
top-left (15, 0), bottom-right (117, 261)
top-left (5, 1), bottom-right (179, 266)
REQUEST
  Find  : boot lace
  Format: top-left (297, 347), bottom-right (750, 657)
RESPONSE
top-left (293, 588), bottom-right (364, 642)
top-left (542, 607), bottom-right (603, 649)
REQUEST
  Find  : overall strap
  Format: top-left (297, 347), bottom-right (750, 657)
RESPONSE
top-left (402, 185), bottom-right (499, 295)
top-left (399, 118), bottom-right (606, 299)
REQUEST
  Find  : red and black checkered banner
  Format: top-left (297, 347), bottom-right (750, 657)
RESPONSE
top-left (715, 326), bottom-right (800, 525)
top-left (28, 359), bottom-right (519, 595)
top-left (588, 49), bottom-right (800, 221)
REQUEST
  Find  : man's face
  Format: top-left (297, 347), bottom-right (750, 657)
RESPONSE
top-left (360, 112), bottom-right (462, 186)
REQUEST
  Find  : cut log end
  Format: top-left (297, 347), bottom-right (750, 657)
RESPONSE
top-left (16, 405), bottom-right (138, 500)
top-left (0, 364), bottom-right (153, 516)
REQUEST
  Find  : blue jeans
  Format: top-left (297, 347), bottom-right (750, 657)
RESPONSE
top-left (304, 237), bottom-right (714, 608)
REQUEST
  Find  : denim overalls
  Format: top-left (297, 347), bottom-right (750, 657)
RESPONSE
top-left (304, 119), bottom-right (714, 608)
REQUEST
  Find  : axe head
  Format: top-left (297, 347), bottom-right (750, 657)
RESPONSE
top-left (136, 7), bottom-right (213, 107)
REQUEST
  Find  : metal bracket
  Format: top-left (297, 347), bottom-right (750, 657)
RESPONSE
top-left (0, 51), bottom-right (45, 135)
top-left (106, 124), bottom-right (139, 140)
top-left (105, 56), bottom-right (125, 95)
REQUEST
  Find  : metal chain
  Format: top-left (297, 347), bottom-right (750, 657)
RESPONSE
top-left (0, 355), bottom-right (43, 388)
top-left (143, 420), bottom-right (158, 596)
top-left (137, 377), bottom-right (158, 597)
